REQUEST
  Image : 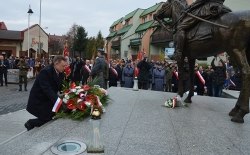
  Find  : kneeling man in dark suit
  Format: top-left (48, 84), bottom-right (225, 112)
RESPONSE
top-left (24, 56), bottom-right (67, 131)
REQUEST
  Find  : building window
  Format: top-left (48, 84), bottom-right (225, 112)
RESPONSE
top-left (149, 14), bottom-right (152, 20)
top-left (138, 32), bottom-right (144, 38)
top-left (124, 51), bottom-right (128, 58)
top-left (142, 17), bottom-right (147, 23)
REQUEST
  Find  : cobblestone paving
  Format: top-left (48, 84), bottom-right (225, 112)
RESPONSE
top-left (0, 80), bottom-right (34, 115)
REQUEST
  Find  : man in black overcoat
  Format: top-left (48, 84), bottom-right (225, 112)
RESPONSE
top-left (69, 56), bottom-right (83, 83)
top-left (137, 57), bottom-right (152, 90)
top-left (25, 56), bottom-right (67, 131)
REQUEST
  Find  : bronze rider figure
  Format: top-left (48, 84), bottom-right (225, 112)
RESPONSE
top-left (174, 0), bottom-right (231, 61)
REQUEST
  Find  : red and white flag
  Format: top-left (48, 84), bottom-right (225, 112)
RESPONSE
top-left (52, 97), bottom-right (63, 112)
top-left (84, 65), bottom-right (91, 73)
top-left (196, 71), bottom-right (205, 85)
top-left (63, 45), bottom-right (69, 57)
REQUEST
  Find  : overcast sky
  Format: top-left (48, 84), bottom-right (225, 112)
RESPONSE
top-left (1, 0), bottom-right (250, 38)
top-left (1, 0), bottom-right (163, 37)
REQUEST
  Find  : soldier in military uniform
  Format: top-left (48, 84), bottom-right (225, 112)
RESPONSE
top-left (90, 49), bottom-right (106, 88)
top-left (17, 56), bottom-right (30, 91)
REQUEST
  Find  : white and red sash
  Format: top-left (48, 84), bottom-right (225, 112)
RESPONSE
top-left (52, 97), bottom-right (63, 112)
top-left (196, 71), bottom-right (205, 85)
top-left (111, 67), bottom-right (118, 77)
top-left (173, 71), bottom-right (179, 80)
top-left (230, 79), bottom-right (236, 87)
top-left (84, 65), bottom-right (91, 73)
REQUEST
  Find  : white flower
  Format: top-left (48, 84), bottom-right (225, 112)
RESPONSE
top-left (77, 99), bottom-right (83, 103)
top-left (94, 85), bottom-right (100, 88)
top-left (71, 88), bottom-right (76, 93)
top-left (65, 94), bottom-right (70, 100)
top-left (85, 101), bottom-right (91, 107)
top-left (75, 86), bottom-right (81, 89)
top-left (63, 98), bottom-right (68, 103)
top-left (76, 90), bottom-right (81, 95)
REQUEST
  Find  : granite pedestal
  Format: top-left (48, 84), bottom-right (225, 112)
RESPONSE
top-left (0, 87), bottom-right (249, 155)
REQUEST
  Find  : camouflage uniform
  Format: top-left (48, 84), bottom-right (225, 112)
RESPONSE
top-left (17, 60), bottom-right (29, 91)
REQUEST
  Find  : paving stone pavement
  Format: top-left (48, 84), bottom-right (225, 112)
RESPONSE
top-left (0, 80), bottom-right (34, 115)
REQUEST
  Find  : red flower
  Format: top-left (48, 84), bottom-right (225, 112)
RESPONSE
top-left (85, 94), bottom-right (95, 102)
top-left (77, 102), bottom-right (87, 111)
top-left (70, 82), bottom-right (76, 89)
top-left (67, 99), bottom-right (76, 110)
top-left (64, 66), bottom-right (71, 77)
top-left (82, 85), bottom-right (90, 91)
top-left (64, 89), bottom-right (70, 93)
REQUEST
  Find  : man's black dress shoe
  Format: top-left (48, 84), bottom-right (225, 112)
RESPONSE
top-left (24, 121), bottom-right (34, 131)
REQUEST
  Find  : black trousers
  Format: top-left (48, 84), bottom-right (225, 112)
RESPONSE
top-left (0, 70), bottom-right (7, 86)
top-left (138, 81), bottom-right (148, 90)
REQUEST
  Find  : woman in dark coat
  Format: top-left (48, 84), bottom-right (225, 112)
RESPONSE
top-left (122, 61), bottom-right (134, 88)
top-left (25, 56), bottom-right (67, 131)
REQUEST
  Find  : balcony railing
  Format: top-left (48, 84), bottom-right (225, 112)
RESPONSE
top-left (130, 38), bottom-right (141, 46)
top-left (151, 31), bottom-right (173, 44)
top-left (111, 37), bottom-right (121, 47)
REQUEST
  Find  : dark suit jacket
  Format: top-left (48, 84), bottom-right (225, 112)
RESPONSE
top-left (26, 65), bottom-right (64, 120)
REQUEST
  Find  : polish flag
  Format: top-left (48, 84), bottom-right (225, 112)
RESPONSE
top-left (196, 71), bottom-right (205, 85)
top-left (52, 97), bottom-right (63, 112)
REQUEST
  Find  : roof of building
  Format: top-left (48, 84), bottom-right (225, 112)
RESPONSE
top-left (107, 31), bottom-right (117, 38)
top-left (23, 24), bottom-right (49, 36)
top-left (0, 30), bottom-right (23, 40)
top-left (140, 2), bottom-right (164, 17)
top-left (110, 18), bottom-right (123, 28)
top-left (135, 20), bottom-right (154, 33)
top-left (117, 25), bottom-right (133, 35)
top-left (49, 34), bottom-right (66, 41)
top-left (124, 9), bottom-right (139, 21)
top-left (0, 22), bottom-right (7, 30)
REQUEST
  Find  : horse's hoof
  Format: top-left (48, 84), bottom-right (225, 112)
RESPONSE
top-left (231, 110), bottom-right (247, 123)
top-left (184, 98), bottom-right (192, 103)
top-left (229, 106), bottom-right (239, 116)
top-left (231, 116), bottom-right (244, 123)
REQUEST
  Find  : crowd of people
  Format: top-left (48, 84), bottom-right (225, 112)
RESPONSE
top-left (0, 55), bottom-right (51, 90)
top-left (0, 53), bottom-right (241, 98)
top-left (61, 52), bottom-right (241, 98)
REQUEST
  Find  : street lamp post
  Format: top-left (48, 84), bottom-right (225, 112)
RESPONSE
top-left (27, 5), bottom-right (33, 58)
top-left (38, 0), bottom-right (42, 59)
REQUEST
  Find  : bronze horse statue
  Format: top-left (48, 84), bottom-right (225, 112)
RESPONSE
top-left (154, 0), bottom-right (250, 123)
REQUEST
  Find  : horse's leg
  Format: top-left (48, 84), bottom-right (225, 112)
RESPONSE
top-left (228, 49), bottom-right (250, 123)
top-left (184, 58), bottom-right (195, 103)
top-left (177, 58), bottom-right (184, 98)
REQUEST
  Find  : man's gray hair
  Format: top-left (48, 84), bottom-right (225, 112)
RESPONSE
top-left (52, 55), bottom-right (67, 64)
